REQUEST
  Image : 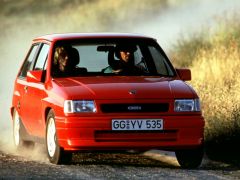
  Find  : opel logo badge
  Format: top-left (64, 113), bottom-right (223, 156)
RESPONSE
top-left (128, 106), bottom-right (142, 110)
top-left (129, 90), bottom-right (137, 95)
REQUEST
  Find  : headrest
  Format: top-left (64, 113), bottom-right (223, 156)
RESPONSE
top-left (70, 48), bottom-right (80, 66)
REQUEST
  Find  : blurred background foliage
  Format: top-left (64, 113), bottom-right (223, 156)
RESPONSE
top-left (171, 13), bottom-right (240, 164)
top-left (0, 0), bottom-right (183, 34)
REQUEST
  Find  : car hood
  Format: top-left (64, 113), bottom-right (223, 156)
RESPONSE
top-left (53, 76), bottom-right (196, 100)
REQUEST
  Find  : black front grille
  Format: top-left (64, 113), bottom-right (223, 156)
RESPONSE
top-left (100, 103), bottom-right (169, 113)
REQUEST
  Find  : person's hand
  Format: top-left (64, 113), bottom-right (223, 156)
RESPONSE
top-left (112, 69), bottom-right (123, 74)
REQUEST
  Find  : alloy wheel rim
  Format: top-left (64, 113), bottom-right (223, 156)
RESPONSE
top-left (47, 117), bottom-right (56, 157)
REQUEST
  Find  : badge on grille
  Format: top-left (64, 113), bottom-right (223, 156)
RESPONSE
top-left (128, 106), bottom-right (142, 111)
top-left (129, 90), bottom-right (137, 95)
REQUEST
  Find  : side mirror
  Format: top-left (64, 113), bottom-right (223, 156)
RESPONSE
top-left (26, 70), bottom-right (44, 83)
top-left (176, 68), bottom-right (191, 81)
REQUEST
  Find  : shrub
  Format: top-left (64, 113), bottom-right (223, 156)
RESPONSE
top-left (171, 14), bottom-right (240, 162)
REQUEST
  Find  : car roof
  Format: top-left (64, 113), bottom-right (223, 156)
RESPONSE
top-left (33, 33), bottom-right (156, 43)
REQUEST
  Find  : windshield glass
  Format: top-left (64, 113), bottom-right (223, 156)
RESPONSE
top-left (51, 39), bottom-right (175, 77)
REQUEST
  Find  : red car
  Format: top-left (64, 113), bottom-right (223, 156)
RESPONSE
top-left (11, 33), bottom-right (204, 168)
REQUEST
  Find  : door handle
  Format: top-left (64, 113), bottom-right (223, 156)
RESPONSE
top-left (24, 86), bottom-right (28, 93)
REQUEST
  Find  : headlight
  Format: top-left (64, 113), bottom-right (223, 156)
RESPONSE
top-left (174, 99), bottom-right (201, 112)
top-left (64, 100), bottom-right (97, 113)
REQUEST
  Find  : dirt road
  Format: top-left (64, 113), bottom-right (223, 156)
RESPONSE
top-left (1, 148), bottom-right (240, 180)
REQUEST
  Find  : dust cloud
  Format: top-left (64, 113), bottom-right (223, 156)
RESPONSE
top-left (0, 0), bottom-right (240, 160)
top-left (132, 0), bottom-right (240, 50)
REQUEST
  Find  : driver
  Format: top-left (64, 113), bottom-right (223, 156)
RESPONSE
top-left (103, 43), bottom-right (142, 74)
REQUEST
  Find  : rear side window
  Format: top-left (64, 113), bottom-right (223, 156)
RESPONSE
top-left (34, 44), bottom-right (49, 71)
top-left (19, 44), bottom-right (39, 78)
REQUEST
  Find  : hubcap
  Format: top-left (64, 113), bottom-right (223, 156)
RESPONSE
top-left (47, 117), bottom-right (56, 157)
top-left (13, 112), bottom-right (20, 146)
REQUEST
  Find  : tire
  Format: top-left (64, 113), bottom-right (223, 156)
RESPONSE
top-left (175, 146), bottom-right (204, 169)
top-left (13, 109), bottom-right (35, 150)
top-left (45, 110), bottom-right (72, 164)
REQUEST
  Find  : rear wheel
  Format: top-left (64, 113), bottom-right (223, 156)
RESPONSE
top-left (13, 110), bottom-right (35, 150)
top-left (175, 146), bottom-right (204, 169)
top-left (45, 110), bottom-right (72, 164)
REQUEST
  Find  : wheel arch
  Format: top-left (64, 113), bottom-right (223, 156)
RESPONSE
top-left (42, 96), bottom-right (63, 124)
top-left (44, 107), bottom-right (52, 123)
top-left (10, 106), bottom-right (16, 120)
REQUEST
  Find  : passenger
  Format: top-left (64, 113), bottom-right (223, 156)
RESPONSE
top-left (53, 46), bottom-right (70, 77)
top-left (52, 46), bottom-right (82, 77)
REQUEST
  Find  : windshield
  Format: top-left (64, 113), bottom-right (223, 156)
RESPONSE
top-left (51, 39), bottom-right (175, 77)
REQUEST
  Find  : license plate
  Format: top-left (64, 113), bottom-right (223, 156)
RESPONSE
top-left (112, 119), bottom-right (163, 131)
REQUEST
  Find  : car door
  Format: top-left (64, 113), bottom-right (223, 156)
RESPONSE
top-left (17, 43), bottom-right (40, 136)
top-left (18, 43), bottom-right (50, 138)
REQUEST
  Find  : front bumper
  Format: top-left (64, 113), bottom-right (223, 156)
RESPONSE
top-left (55, 114), bottom-right (204, 151)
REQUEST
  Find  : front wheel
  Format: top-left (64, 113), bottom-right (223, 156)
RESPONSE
top-left (45, 110), bottom-right (72, 164)
top-left (175, 146), bottom-right (204, 169)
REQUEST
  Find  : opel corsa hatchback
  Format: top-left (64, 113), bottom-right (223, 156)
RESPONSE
top-left (11, 33), bottom-right (204, 168)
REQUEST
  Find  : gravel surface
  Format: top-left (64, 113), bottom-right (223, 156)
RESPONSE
top-left (1, 148), bottom-right (240, 180)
